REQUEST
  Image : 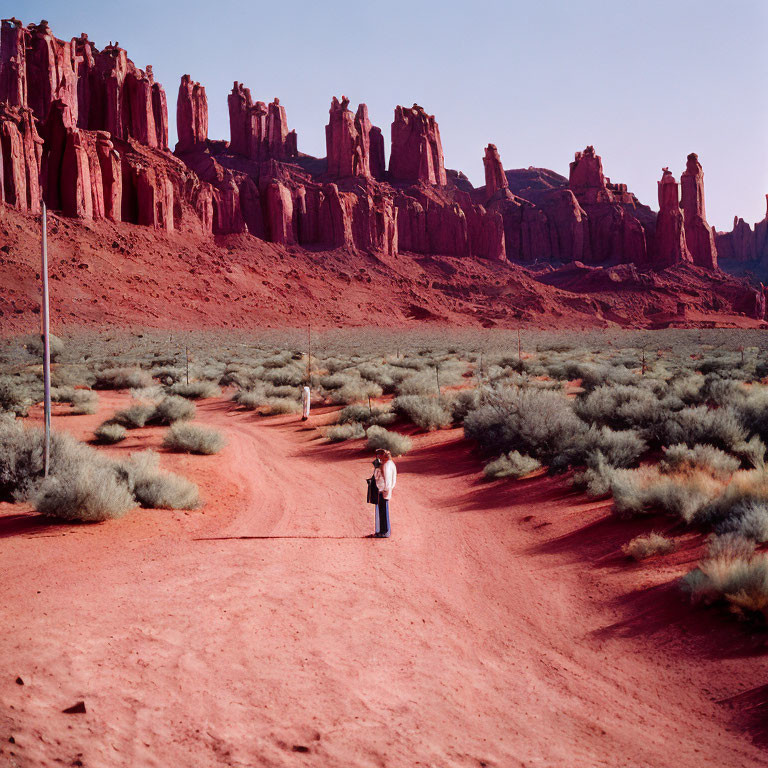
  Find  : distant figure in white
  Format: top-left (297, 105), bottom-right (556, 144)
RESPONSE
top-left (301, 385), bottom-right (311, 421)
top-left (373, 449), bottom-right (397, 538)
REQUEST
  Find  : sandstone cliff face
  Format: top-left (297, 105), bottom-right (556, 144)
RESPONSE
top-left (656, 168), bottom-right (692, 268)
top-left (680, 153), bottom-right (717, 269)
top-left (389, 104), bottom-right (446, 186)
top-left (716, 196), bottom-right (768, 268)
top-left (1, 13), bottom-right (764, 325)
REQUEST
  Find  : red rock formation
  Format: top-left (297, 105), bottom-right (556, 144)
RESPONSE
top-left (569, 146), bottom-right (611, 204)
top-left (26, 21), bottom-right (78, 125)
top-left (369, 126), bottom-right (385, 180)
top-left (96, 130), bottom-right (121, 221)
top-left (0, 18), bottom-right (26, 108)
top-left (325, 96), bottom-right (375, 179)
top-left (228, 83), bottom-right (296, 161)
top-left (264, 180), bottom-right (295, 244)
top-left (389, 104), bottom-right (446, 186)
top-left (680, 153), bottom-right (717, 269)
top-left (656, 168), bottom-right (692, 268)
top-left (483, 144), bottom-right (509, 201)
top-left (61, 130), bottom-right (93, 219)
top-left (176, 75), bottom-right (208, 152)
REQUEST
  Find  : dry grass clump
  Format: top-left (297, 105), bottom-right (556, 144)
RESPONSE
top-left (151, 395), bottom-right (196, 425)
top-left (328, 379), bottom-right (383, 405)
top-left (24, 333), bottom-right (64, 362)
top-left (33, 462), bottom-right (134, 522)
top-left (325, 423), bottom-right (365, 442)
top-left (483, 451), bottom-right (541, 479)
top-left (118, 450), bottom-right (200, 509)
top-left (169, 381), bottom-right (222, 399)
top-left (335, 404), bottom-right (394, 427)
top-left (94, 368), bottom-right (153, 390)
top-left (660, 444), bottom-right (740, 478)
top-left (264, 397), bottom-right (302, 415)
top-left (392, 395), bottom-right (452, 431)
top-left (682, 535), bottom-right (768, 621)
top-left (70, 390), bottom-right (99, 415)
top-left (112, 403), bottom-right (156, 428)
top-left (365, 426), bottom-right (412, 456)
top-left (163, 424), bottom-right (224, 455)
top-left (0, 376), bottom-right (37, 417)
top-left (94, 422), bottom-right (127, 444)
top-left (622, 532), bottom-right (677, 560)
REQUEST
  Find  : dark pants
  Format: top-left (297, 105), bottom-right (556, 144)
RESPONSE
top-left (375, 497), bottom-right (390, 537)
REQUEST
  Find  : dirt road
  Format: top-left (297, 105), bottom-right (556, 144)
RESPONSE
top-left (1, 396), bottom-right (766, 767)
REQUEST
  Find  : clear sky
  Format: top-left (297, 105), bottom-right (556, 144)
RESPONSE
top-left (8, 0), bottom-right (768, 230)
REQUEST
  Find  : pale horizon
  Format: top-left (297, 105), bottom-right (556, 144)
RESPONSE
top-left (9, 0), bottom-right (768, 230)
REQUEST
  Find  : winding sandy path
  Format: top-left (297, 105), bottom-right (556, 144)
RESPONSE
top-left (1, 395), bottom-right (767, 767)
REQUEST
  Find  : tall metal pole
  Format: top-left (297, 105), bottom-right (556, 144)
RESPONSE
top-left (41, 201), bottom-right (51, 477)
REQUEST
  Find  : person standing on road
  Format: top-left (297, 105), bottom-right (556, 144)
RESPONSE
top-left (373, 448), bottom-right (397, 538)
top-left (301, 385), bottom-right (311, 421)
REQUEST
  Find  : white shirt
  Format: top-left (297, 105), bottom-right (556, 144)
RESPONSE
top-left (374, 461), bottom-right (397, 500)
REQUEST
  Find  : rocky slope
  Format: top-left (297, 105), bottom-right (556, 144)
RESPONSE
top-left (0, 16), bottom-right (765, 331)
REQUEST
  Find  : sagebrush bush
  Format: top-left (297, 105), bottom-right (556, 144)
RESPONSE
top-left (118, 450), bottom-right (200, 509)
top-left (24, 333), bottom-right (64, 362)
top-left (335, 404), bottom-right (394, 427)
top-left (329, 379), bottom-right (383, 405)
top-left (93, 368), bottom-right (153, 390)
top-left (392, 395), bottom-right (452, 431)
top-left (664, 405), bottom-right (747, 453)
top-left (94, 422), bottom-right (127, 444)
top-left (112, 403), bottom-right (156, 428)
top-left (70, 390), bottom-right (99, 415)
top-left (698, 473), bottom-right (768, 542)
top-left (451, 389), bottom-right (480, 424)
top-left (0, 376), bottom-right (36, 417)
top-left (464, 386), bottom-right (585, 465)
top-left (365, 425), bottom-right (412, 456)
top-left (163, 424), bottom-right (224, 454)
top-left (232, 388), bottom-right (265, 410)
top-left (325, 423), bottom-right (365, 442)
top-left (483, 451), bottom-right (541, 479)
top-left (169, 381), bottom-right (222, 399)
top-left (264, 396), bottom-right (301, 415)
top-left (622, 532), bottom-right (676, 560)
top-left (151, 395), bottom-right (196, 425)
top-left (682, 535), bottom-right (768, 619)
top-left (33, 462), bottom-right (134, 522)
top-left (660, 443), bottom-right (740, 478)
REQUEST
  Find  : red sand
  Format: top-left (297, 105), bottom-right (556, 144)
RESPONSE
top-left (1, 394), bottom-right (767, 767)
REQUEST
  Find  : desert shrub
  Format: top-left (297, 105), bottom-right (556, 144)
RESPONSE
top-left (464, 386), bottom-right (585, 465)
top-left (70, 390), bottom-right (98, 415)
top-left (610, 467), bottom-right (720, 523)
top-left (664, 405), bottom-right (747, 452)
top-left (576, 426), bottom-right (647, 469)
top-left (734, 435), bottom-right (767, 469)
top-left (572, 453), bottom-right (615, 497)
top-left (94, 422), bottom-right (127, 444)
top-left (699, 473), bottom-right (768, 542)
top-left (392, 395), bottom-right (452, 431)
top-left (262, 366), bottom-right (303, 387)
top-left (660, 444), bottom-right (740, 478)
top-left (365, 425), bottom-right (412, 456)
top-left (32, 462), bottom-right (134, 522)
top-left (318, 373), bottom-right (347, 390)
top-left (451, 389), bottom-right (480, 424)
top-left (325, 423), bottom-right (365, 442)
top-left (163, 424), bottom-right (224, 455)
top-left (357, 364), bottom-right (397, 392)
top-left (734, 389), bottom-right (768, 444)
top-left (622, 532), bottom-right (676, 560)
top-left (264, 384), bottom-right (298, 399)
top-left (118, 450), bottom-right (200, 509)
top-left (151, 395), bottom-right (196, 425)
top-left (0, 424), bottom-right (89, 501)
top-left (112, 403), bottom-right (156, 428)
top-left (151, 366), bottom-right (184, 384)
top-left (0, 376), bottom-right (36, 416)
top-left (93, 368), bottom-right (153, 390)
top-left (232, 388), bottom-right (265, 410)
top-left (169, 381), bottom-right (222, 399)
top-left (264, 397), bottom-right (301, 415)
top-left (329, 380), bottom-right (383, 405)
top-left (24, 333), bottom-right (64, 362)
top-left (335, 404), bottom-right (393, 427)
top-left (51, 386), bottom-right (77, 402)
top-left (681, 535), bottom-right (768, 620)
top-left (483, 451), bottom-right (541, 479)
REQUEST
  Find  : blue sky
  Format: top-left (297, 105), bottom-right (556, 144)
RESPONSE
top-left (8, 0), bottom-right (767, 230)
